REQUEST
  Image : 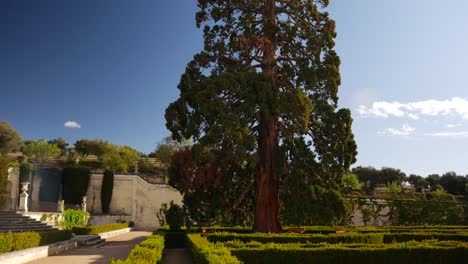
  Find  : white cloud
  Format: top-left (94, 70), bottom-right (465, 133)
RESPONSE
top-left (357, 97), bottom-right (468, 120)
top-left (425, 131), bottom-right (468, 138)
top-left (378, 124), bottom-right (416, 136)
top-left (64, 121), bottom-right (81, 129)
top-left (447, 123), bottom-right (462, 128)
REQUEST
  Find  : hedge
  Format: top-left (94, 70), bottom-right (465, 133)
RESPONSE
top-left (205, 232), bottom-right (384, 244)
top-left (226, 240), bottom-right (468, 264)
top-left (383, 232), bottom-right (468, 243)
top-left (187, 234), bottom-right (241, 264)
top-left (111, 234), bottom-right (165, 264)
top-left (73, 223), bottom-right (130, 235)
top-left (62, 166), bottom-right (91, 205)
top-left (101, 170), bottom-right (114, 214)
top-left (0, 230), bottom-right (73, 253)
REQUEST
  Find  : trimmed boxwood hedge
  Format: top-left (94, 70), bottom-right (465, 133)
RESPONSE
top-left (0, 230), bottom-right (73, 253)
top-left (72, 223), bottom-right (130, 235)
top-left (205, 232), bottom-right (384, 244)
top-left (111, 234), bottom-right (165, 264)
top-left (187, 234), bottom-right (241, 264)
top-left (383, 232), bottom-right (468, 243)
top-left (225, 240), bottom-right (468, 264)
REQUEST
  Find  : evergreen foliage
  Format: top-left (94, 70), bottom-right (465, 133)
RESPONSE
top-left (165, 0), bottom-right (357, 232)
top-left (0, 154), bottom-right (9, 208)
top-left (62, 167), bottom-right (91, 205)
top-left (101, 169), bottom-right (114, 213)
top-left (0, 121), bottom-right (22, 154)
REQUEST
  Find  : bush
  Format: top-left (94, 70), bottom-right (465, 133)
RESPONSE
top-left (62, 209), bottom-right (88, 230)
top-left (111, 234), bottom-right (165, 264)
top-left (164, 201), bottom-right (185, 231)
top-left (72, 222), bottom-right (130, 235)
top-left (62, 167), bottom-right (91, 205)
top-left (205, 232), bottom-right (384, 244)
top-left (227, 240), bottom-right (468, 264)
top-left (0, 230), bottom-right (72, 253)
top-left (187, 234), bottom-right (241, 264)
top-left (101, 169), bottom-right (114, 213)
top-left (383, 232), bottom-right (468, 243)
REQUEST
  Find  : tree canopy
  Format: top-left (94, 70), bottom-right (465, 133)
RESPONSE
top-left (166, 0), bottom-right (357, 232)
top-left (22, 139), bottom-right (61, 164)
top-left (0, 121), bottom-right (23, 154)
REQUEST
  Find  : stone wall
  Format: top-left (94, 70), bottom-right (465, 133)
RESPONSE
top-left (86, 174), bottom-right (183, 230)
top-left (3, 168), bottom-right (19, 210)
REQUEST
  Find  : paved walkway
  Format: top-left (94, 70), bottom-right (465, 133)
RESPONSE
top-left (161, 248), bottom-right (193, 264)
top-left (27, 231), bottom-right (151, 264)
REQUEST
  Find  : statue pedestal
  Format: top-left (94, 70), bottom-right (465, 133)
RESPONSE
top-left (19, 193), bottom-right (28, 212)
top-left (18, 182), bottom-right (30, 212)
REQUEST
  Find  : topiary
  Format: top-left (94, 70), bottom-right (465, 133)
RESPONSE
top-left (101, 170), bottom-right (114, 213)
top-left (164, 201), bottom-right (185, 231)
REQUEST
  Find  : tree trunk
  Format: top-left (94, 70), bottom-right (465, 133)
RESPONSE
top-left (253, 0), bottom-right (282, 233)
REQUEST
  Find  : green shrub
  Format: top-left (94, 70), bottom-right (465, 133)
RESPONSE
top-left (111, 234), bottom-right (164, 264)
top-left (39, 230), bottom-right (73, 245)
top-left (226, 240), bottom-right (468, 264)
top-left (0, 232), bottom-right (14, 253)
top-left (62, 166), bottom-right (91, 205)
top-left (0, 230), bottom-right (72, 254)
top-left (62, 209), bottom-right (88, 230)
top-left (383, 232), bottom-right (468, 243)
top-left (187, 234), bottom-right (241, 264)
top-left (101, 169), bottom-right (114, 213)
top-left (73, 223), bottom-right (130, 235)
top-left (164, 201), bottom-right (185, 231)
top-left (205, 232), bottom-right (384, 244)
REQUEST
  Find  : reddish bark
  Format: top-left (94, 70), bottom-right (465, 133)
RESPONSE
top-left (253, 0), bottom-right (282, 233)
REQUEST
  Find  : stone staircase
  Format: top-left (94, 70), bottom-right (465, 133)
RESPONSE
top-left (73, 235), bottom-right (106, 248)
top-left (0, 211), bottom-right (57, 233)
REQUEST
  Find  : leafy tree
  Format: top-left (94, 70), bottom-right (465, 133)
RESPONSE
top-left (165, 0), bottom-right (357, 232)
top-left (407, 174), bottom-right (429, 192)
top-left (385, 181), bottom-right (402, 196)
top-left (101, 145), bottom-right (139, 173)
top-left (102, 151), bottom-right (127, 173)
top-left (0, 121), bottom-right (22, 154)
top-left (149, 136), bottom-right (192, 167)
top-left (168, 148), bottom-right (255, 226)
top-left (22, 139), bottom-right (61, 164)
top-left (342, 173), bottom-right (361, 193)
top-left (352, 166), bottom-right (379, 193)
top-left (0, 154), bottom-right (10, 208)
top-left (439, 171), bottom-right (467, 195)
top-left (427, 174), bottom-right (441, 191)
top-left (74, 139), bottom-right (108, 158)
top-left (48, 137), bottom-right (68, 157)
top-left (101, 170), bottom-right (114, 213)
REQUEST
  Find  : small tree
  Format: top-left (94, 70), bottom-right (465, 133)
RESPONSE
top-left (0, 121), bottom-right (22, 154)
top-left (150, 136), bottom-right (192, 167)
top-left (164, 201), bottom-right (185, 231)
top-left (101, 170), bottom-right (114, 214)
top-left (22, 139), bottom-right (61, 164)
top-left (342, 173), bottom-right (361, 193)
top-left (386, 181), bottom-right (402, 196)
top-left (0, 154), bottom-right (10, 208)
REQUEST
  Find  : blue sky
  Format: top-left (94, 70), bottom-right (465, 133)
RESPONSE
top-left (1, 0), bottom-right (468, 176)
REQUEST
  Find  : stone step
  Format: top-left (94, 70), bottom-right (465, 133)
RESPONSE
top-left (0, 211), bottom-right (56, 233)
top-left (73, 235), bottom-right (106, 247)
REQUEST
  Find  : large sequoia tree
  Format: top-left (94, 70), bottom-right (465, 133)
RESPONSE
top-left (166, 0), bottom-right (357, 232)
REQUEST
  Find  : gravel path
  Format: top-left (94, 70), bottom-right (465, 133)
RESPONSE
top-left (26, 231), bottom-right (151, 264)
top-left (161, 248), bottom-right (194, 264)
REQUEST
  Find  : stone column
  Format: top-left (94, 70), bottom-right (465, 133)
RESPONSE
top-left (19, 182), bottom-right (30, 212)
top-left (57, 200), bottom-right (64, 212)
top-left (81, 196), bottom-right (87, 212)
